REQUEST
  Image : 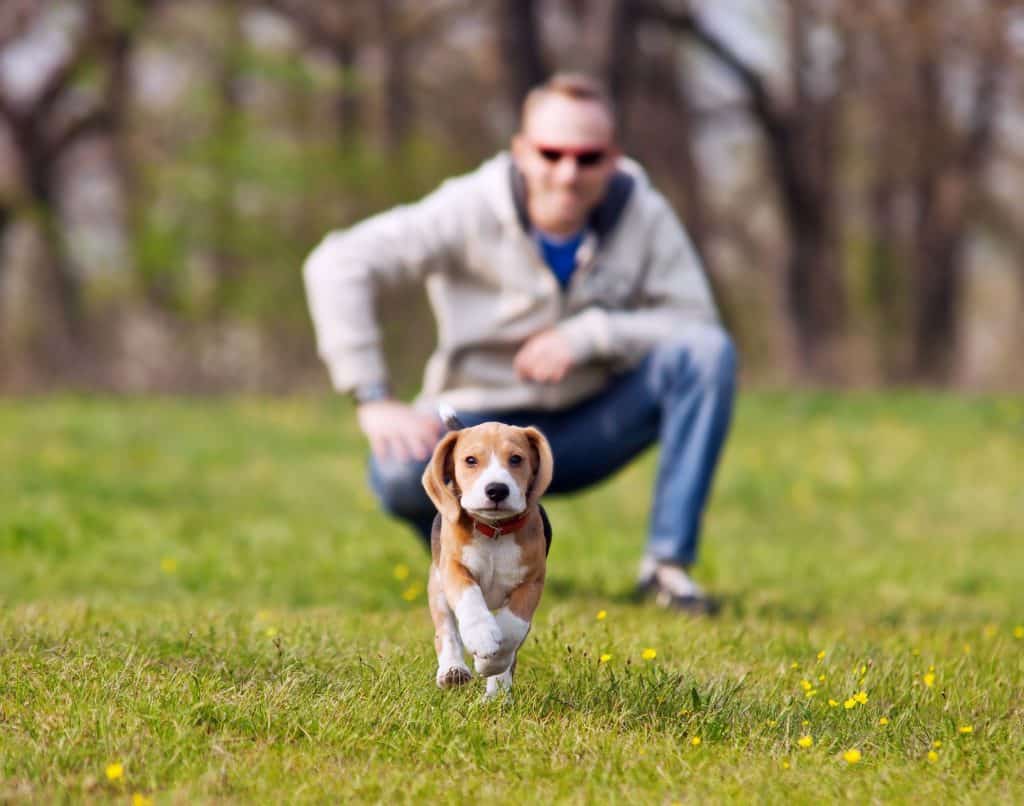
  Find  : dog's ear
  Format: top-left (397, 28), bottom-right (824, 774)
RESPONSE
top-left (523, 426), bottom-right (553, 507)
top-left (421, 430), bottom-right (462, 523)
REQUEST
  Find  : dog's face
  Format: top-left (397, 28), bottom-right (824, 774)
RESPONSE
top-left (422, 422), bottom-right (553, 524)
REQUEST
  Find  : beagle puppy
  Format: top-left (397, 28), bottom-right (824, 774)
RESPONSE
top-left (422, 420), bottom-right (553, 699)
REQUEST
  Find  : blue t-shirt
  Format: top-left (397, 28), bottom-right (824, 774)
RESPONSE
top-left (536, 230), bottom-right (584, 289)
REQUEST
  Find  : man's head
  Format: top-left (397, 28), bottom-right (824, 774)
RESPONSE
top-left (511, 73), bottom-right (619, 237)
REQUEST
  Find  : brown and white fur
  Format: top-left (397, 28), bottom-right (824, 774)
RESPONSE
top-left (422, 420), bottom-right (553, 699)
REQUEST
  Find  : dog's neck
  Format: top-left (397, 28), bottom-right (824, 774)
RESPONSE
top-left (468, 511), bottom-right (530, 539)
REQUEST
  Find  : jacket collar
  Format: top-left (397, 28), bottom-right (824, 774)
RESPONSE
top-left (508, 160), bottom-right (635, 242)
top-left (470, 511), bottom-right (530, 539)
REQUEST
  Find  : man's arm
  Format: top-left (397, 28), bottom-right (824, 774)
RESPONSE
top-left (554, 199), bottom-right (720, 366)
top-left (304, 175), bottom-right (477, 460)
top-left (303, 176), bottom-right (475, 395)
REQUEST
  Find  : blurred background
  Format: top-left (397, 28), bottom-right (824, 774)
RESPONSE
top-left (0, 0), bottom-right (1021, 396)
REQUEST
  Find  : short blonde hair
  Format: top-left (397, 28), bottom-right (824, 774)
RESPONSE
top-left (521, 72), bottom-right (615, 131)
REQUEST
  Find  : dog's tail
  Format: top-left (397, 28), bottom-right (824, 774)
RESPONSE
top-left (438, 402), bottom-right (465, 432)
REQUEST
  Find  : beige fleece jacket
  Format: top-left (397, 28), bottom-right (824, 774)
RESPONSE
top-left (303, 152), bottom-right (719, 412)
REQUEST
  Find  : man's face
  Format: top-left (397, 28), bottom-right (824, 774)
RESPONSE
top-left (511, 95), bottom-right (618, 236)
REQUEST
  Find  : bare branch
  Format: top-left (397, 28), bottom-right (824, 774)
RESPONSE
top-left (46, 108), bottom-right (110, 158)
top-left (635, 0), bottom-right (790, 141)
top-left (34, 6), bottom-right (99, 117)
top-left (959, 1), bottom-right (1010, 174)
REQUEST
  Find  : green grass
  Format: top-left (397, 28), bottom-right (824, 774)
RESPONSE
top-left (1, 393), bottom-right (1023, 803)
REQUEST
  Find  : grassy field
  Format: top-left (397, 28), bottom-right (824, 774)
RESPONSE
top-left (1, 392), bottom-right (1023, 803)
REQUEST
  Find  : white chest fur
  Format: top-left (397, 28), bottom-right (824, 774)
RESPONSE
top-left (461, 533), bottom-right (527, 610)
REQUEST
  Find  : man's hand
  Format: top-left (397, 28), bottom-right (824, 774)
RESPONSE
top-left (357, 400), bottom-right (441, 462)
top-left (513, 328), bottom-right (576, 383)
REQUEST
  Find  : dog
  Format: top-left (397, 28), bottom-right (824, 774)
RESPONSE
top-left (421, 411), bottom-right (553, 699)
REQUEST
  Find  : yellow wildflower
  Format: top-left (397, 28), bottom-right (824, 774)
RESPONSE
top-left (923, 672), bottom-right (935, 688)
top-left (401, 585), bottom-right (421, 601)
top-left (853, 691), bottom-right (868, 705)
top-left (596, 610), bottom-right (607, 621)
top-left (790, 662), bottom-right (799, 670)
top-left (782, 760), bottom-right (790, 769)
top-left (132, 795), bottom-right (154, 806)
top-left (927, 750), bottom-right (938, 763)
top-left (844, 698), bottom-right (856, 709)
top-left (963, 643), bottom-right (972, 655)
top-left (817, 650), bottom-right (826, 660)
top-left (264, 627), bottom-right (278, 637)
top-left (105, 763), bottom-right (124, 782)
top-left (642, 648), bottom-right (657, 660)
top-left (393, 564), bottom-right (410, 581)
top-left (805, 688), bottom-right (818, 698)
top-left (878, 717), bottom-right (889, 726)
top-left (958, 725), bottom-right (973, 734)
top-left (159, 557), bottom-right (177, 574)
top-left (800, 679), bottom-right (813, 691)
top-left (818, 674), bottom-right (827, 682)
top-left (801, 720), bottom-right (809, 727)
top-left (828, 699), bottom-right (839, 707)
top-left (767, 719), bottom-right (777, 727)
top-left (798, 735), bottom-right (813, 748)
top-left (599, 653), bottom-right (612, 663)
top-left (1014, 626), bottom-right (1024, 639)
top-left (842, 748), bottom-right (862, 764)
top-left (932, 740), bottom-right (942, 748)
top-left (691, 736), bottom-right (701, 746)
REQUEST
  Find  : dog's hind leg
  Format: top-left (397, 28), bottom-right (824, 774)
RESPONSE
top-left (429, 566), bottom-right (471, 688)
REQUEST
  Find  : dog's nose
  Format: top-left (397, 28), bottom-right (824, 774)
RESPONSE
top-left (485, 482), bottom-right (509, 502)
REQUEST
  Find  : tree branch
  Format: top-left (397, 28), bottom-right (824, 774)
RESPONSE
top-left (46, 107), bottom-right (111, 158)
top-left (635, 0), bottom-right (790, 141)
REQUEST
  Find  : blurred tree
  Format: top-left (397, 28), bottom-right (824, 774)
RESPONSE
top-left (209, 0), bottom-right (245, 316)
top-left (261, 0), bottom-right (366, 143)
top-left (0, 1), bottom-right (153, 370)
top-left (639, 0), bottom-right (849, 381)
top-left (849, 0), bottom-right (1013, 383)
top-left (905, 1), bottom-right (1010, 383)
top-left (498, 0), bottom-right (545, 110)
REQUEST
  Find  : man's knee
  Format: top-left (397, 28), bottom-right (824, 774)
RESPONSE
top-left (369, 455), bottom-right (433, 520)
top-left (649, 324), bottom-right (737, 392)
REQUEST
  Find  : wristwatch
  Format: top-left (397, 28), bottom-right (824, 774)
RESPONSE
top-left (352, 381), bottom-right (392, 405)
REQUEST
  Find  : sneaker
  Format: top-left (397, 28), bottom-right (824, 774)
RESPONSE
top-left (635, 557), bottom-right (719, 615)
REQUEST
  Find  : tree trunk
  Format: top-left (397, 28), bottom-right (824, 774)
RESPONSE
top-left (375, 0), bottom-right (411, 152)
top-left (334, 38), bottom-right (361, 143)
top-left (209, 0), bottom-right (244, 316)
top-left (498, 0), bottom-right (545, 110)
top-left (907, 2), bottom-right (1007, 384)
top-left (637, 0), bottom-right (847, 380)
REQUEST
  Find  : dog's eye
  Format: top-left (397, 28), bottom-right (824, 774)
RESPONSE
top-left (509, 454), bottom-right (523, 466)
top-left (465, 456), bottom-right (477, 466)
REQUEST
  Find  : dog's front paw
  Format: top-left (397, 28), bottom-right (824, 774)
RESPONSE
top-left (461, 617), bottom-right (502, 658)
top-left (436, 663), bottom-right (472, 689)
top-left (474, 651), bottom-right (512, 677)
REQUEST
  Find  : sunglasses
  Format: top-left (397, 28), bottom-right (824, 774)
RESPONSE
top-left (531, 142), bottom-right (609, 168)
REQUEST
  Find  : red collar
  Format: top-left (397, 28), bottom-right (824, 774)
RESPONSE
top-left (471, 512), bottom-right (530, 538)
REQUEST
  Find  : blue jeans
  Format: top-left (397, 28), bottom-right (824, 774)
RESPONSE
top-left (369, 323), bottom-right (737, 566)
